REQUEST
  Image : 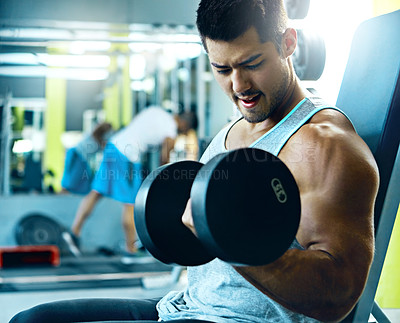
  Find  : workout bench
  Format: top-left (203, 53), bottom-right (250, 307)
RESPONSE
top-left (336, 9), bottom-right (400, 323)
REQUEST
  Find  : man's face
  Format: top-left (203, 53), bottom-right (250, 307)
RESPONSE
top-left (206, 27), bottom-right (290, 123)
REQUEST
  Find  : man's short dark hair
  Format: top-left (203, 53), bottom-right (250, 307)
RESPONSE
top-left (196, 0), bottom-right (288, 53)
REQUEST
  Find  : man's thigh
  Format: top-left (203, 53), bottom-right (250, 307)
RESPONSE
top-left (9, 297), bottom-right (161, 323)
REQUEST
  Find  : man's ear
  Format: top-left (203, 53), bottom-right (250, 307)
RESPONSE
top-left (282, 28), bottom-right (297, 57)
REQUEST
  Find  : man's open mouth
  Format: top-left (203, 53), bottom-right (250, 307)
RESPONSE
top-left (239, 93), bottom-right (262, 109)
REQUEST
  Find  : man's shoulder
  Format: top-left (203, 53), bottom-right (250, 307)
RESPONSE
top-left (300, 108), bottom-right (356, 142)
top-left (280, 106), bottom-right (374, 169)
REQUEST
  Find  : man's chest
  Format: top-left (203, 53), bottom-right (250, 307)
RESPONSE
top-left (225, 123), bottom-right (274, 150)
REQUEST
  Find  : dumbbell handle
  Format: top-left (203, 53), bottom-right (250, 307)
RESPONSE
top-left (181, 199), bottom-right (196, 235)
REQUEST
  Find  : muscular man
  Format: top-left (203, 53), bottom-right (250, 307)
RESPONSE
top-left (10, 1), bottom-right (378, 322)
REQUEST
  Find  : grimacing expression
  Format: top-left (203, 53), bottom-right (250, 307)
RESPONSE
top-left (206, 27), bottom-right (291, 123)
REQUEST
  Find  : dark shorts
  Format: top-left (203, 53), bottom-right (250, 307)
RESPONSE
top-left (9, 297), bottom-right (213, 323)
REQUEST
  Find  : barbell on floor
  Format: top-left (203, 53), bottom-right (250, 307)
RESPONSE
top-left (134, 148), bottom-right (301, 267)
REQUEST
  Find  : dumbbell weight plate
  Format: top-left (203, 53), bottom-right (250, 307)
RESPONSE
top-left (284, 0), bottom-right (310, 20)
top-left (191, 148), bottom-right (301, 266)
top-left (15, 214), bottom-right (63, 247)
top-left (292, 29), bottom-right (326, 81)
top-left (134, 161), bottom-right (214, 266)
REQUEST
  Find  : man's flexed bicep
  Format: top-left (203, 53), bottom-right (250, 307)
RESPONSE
top-left (236, 111), bottom-right (379, 322)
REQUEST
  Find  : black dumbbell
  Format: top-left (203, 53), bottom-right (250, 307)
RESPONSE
top-left (134, 148), bottom-right (301, 266)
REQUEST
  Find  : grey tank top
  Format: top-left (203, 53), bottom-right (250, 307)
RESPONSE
top-left (157, 97), bottom-right (349, 323)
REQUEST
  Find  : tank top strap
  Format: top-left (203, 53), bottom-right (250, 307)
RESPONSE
top-left (251, 97), bottom-right (349, 156)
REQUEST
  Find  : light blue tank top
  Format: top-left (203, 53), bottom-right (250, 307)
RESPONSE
top-left (157, 97), bottom-right (349, 322)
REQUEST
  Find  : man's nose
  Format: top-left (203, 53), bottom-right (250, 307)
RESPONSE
top-left (231, 69), bottom-right (251, 95)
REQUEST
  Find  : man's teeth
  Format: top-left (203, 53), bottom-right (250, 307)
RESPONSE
top-left (243, 95), bottom-right (258, 102)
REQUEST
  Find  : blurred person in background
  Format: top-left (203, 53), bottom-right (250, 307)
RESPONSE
top-left (71, 106), bottom-right (198, 257)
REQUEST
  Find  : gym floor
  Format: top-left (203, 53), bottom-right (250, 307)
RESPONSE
top-left (1, 268), bottom-right (400, 323)
top-left (1, 266), bottom-right (188, 322)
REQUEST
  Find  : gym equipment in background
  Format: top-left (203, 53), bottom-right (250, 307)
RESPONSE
top-left (15, 213), bottom-right (81, 257)
top-left (0, 245), bottom-right (60, 268)
top-left (284, 0), bottom-right (310, 19)
top-left (292, 29), bottom-right (326, 81)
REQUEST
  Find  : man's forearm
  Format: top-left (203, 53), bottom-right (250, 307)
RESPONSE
top-left (235, 248), bottom-right (368, 322)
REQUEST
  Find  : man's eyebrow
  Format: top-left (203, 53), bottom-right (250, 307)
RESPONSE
top-left (211, 62), bottom-right (229, 68)
top-left (238, 54), bottom-right (263, 66)
top-left (211, 54), bottom-right (263, 68)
